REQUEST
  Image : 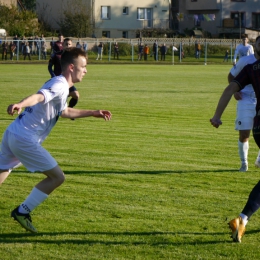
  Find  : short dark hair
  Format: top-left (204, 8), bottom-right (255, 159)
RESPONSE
top-left (61, 47), bottom-right (87, 71)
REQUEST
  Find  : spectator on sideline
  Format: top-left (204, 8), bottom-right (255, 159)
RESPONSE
top-left (160, 43), bottom-right (167, 61)
top-left (1, 41), bottom-right (8, 60)
top-left (152, 41), bottom-right (158, 61)
top-left (10, 41), bottom-right (16, 60)
top-left (114, 42), bottom-right (119, 60)
top-left (138, 43), bottom-right (144, 61)
top-left (23, 42), bottom-right (31, 60)
top-left (82, 42), bottom-right (88, 52)
top-left (223, 50), bottom-right (229, 62)
top-left (96, 42), bottom-right (103, 60)
top-left (144, 44), bottom-right (149, 61)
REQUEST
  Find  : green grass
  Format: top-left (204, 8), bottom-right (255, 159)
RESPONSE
top-left (0, 64), bottom-right (259, 259)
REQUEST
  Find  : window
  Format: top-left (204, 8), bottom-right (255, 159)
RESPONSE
top-left (137, 8), bottom-right (152, 20)
top-left (137, 8), bottom-right (152, 27)
top-left (101, 6), bottom-right (110, 19)
top-left (252, 13), bottom-right (260, 29)
top-left (102, 31), bottom-right (110, 38)
top-left (231, 0), bottom-right (245, 2)
top-left (122, 31), bottom-right (128, 38)
top-left (231, 12), bottom-right (245, 27)
top-left (123, 7), bottom-right (128, 15)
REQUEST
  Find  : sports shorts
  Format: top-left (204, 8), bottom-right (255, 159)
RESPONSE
top-left (0, 130), bottom-right (57, 173)
top-left (69, 86), bottom-right (77, 93)
top-left (235, 104), bottom-right (256, 131)
top-left (253, 114), bottom-right (260, 149)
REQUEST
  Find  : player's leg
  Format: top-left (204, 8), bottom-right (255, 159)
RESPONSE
top-left (235, 104), bottom-right (255, 171)
top-left (0, 170), bottom-right (10, 185)
top-left (228, 113), bottom-right (260, 242)
top-left (8, 134), bottom-right (64, 233)
top-left (238, 130), bottom-right (250, 172)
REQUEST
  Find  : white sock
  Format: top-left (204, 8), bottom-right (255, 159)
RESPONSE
top-left (239, 213), bottom-right (248, 226)
top-left (18, 187), bottom-right (48, 214)
top-left (256, 150), bottom-right (260, 162)
top-left (238, 140), bottom-right (249, 164)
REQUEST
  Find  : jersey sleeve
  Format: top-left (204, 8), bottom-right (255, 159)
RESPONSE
top-left (249, 45), bottom-right (254, 55)
top-left (39, 81), bottom-right (65, 104)
top-left (232, 64), bottom-right (252, 90)
top-left (230, 56), bottom-right (248, 77)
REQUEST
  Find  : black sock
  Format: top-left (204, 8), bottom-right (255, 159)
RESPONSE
top-left (68, 98), bottom-right (78, 108)
top-left (241, 181), bottom-right (260, 219)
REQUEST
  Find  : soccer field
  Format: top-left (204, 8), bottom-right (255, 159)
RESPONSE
top-left (0, 64), bottom-right (260, 259)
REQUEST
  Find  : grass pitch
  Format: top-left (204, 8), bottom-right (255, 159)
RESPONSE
top-left (0, 64), bottom-right (260, 259)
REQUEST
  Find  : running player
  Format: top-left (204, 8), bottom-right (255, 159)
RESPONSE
top-left (48, 36), bottom-right (79, 111)
top-left (210, 36), bottom-right (260, 243)
top-left (228, 51), bottom-right (260, 171)
top-left (0, 47), bottom-right (111, 233)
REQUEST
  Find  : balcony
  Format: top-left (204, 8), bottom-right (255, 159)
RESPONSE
top-left (137, 19), bottom-right (170, 29)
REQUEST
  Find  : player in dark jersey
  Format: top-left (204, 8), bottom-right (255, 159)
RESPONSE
top-left (210, 36), bottom-right (260, 243)
top-left (48, 36), bottom-right (79, 111)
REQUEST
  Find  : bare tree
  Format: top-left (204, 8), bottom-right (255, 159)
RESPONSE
top-left (58, 0), bottom-right (92, 37)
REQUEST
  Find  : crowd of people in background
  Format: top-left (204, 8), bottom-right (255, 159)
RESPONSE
top-left (1, 35), bottom-right (184, 62)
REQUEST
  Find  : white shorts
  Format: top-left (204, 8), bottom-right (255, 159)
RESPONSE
top-left (235, 107), bottom-right (256, 131)
top-left (0, 130), bottom-right (57, 172)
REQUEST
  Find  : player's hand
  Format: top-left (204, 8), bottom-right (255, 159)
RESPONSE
top-left (7, 104), bottom-right (22, 116)
top-left (233, 91), bottom-right (242, 100)
top-left (210, 117), bottom-right (222, 128)
top-left (93, 110), bottom-right (112, 121)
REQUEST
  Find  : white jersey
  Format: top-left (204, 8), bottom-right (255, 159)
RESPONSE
top-left (233, 43), bottom-right (254, 63)
top-left (7, 75), bottom-right (69, 143)
top-left (230, 54), bottom-right (257, 108)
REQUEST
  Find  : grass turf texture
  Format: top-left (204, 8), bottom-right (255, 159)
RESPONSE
top-left (1, 64), bottom-right (260, 259)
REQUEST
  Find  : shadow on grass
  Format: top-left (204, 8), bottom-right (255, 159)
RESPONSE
top-left (13, 169), bottom-right (239, 175)
top-left (0, 230), bottom-right (249, 245)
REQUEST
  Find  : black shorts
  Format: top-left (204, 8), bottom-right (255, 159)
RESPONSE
top-left (253, 114), bottom-right (260, 148)
top-left (69, 86), bottom-right (77, 93)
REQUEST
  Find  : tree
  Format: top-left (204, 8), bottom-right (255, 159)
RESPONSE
top-left (20, 0), bottom-right (36, 11)
top-left (57, 0), bottom-right (92, 37)
top-left (0, 4), bottom-right (38, 36)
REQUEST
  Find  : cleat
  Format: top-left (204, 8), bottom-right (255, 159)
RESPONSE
top-left (228, 217), bottom-right (245, 243)
top-left (11, 206), bottom-right (37, 233)
top-left (255, 160), bottom-right (260, 168)
top-left (239, 163), bottom-right (248, 172)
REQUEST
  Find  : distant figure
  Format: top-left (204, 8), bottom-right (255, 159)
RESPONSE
top-left (160, 43), bottom-right (167, 61)
top-left (143, 44), bottom-right (149, 61)
top-left (96, 42), bottom-right (103, 60)
top-left (233, 34), bottom-right (254, 65)
top-left (223, 50), bottom-right (229, 62)
top-left (114, 42), bottom-right (119, 60)
top-left (138, 43), bottom-right (144, 60)
top-left (153, 41), bottom-right (158, 60)
top-left (82, 42), bottom-right (88, 52)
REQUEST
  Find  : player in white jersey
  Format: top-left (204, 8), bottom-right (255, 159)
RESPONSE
top-left (233, 34), bottom-right (254, 65)
top-left (228, 52), bottom-right (260, 171)
top-left (0, 47), bottom-right (112, 233)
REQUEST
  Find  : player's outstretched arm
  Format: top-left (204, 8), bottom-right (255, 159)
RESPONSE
top-left (61, 108), bottom-right (112, 121)
top-left (210, 82), bottom-right (240, 128)
top-left (7, 93), bottom-right (45, 116)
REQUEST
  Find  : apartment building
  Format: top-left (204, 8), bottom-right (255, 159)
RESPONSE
top-left (36, 0), bottom-right (171, 38)
top-left (176, 0), bottom-right (260, 38)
